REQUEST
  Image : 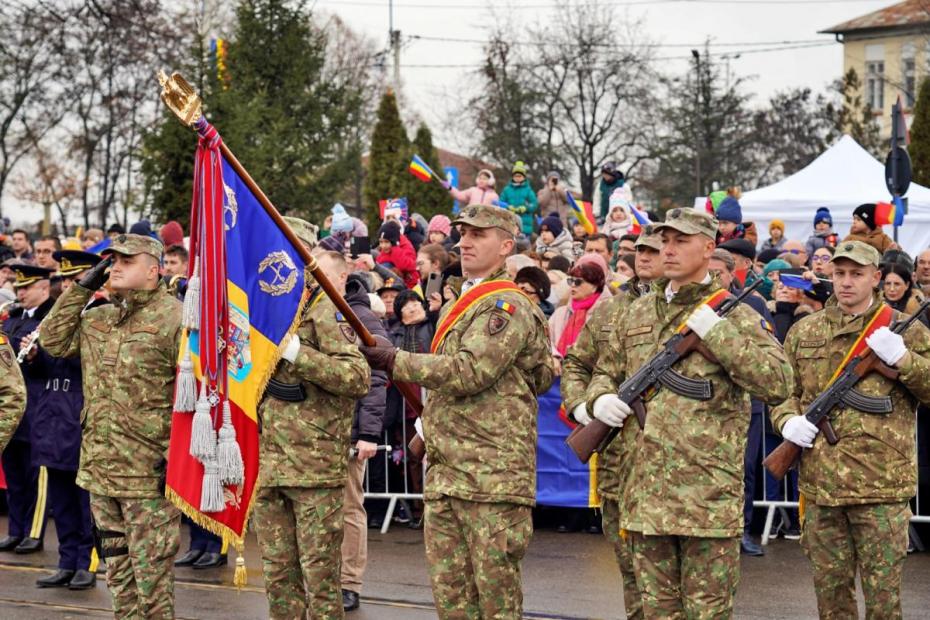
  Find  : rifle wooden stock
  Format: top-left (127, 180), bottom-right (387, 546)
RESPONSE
top-left (565, 398), bottom-right (645, 464)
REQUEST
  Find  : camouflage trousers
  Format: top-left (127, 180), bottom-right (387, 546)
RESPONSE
top-left (601, 499), bottom-right (643, 620)
top-left (801, 501), bottom-right (910, 620)
top-left (629, 531), bottom-right (740, 620)
top-left (254, 485), bottom-right (345, 620)
top-left (89, 493), bottom-right (181, 620)
top-left (424, 496), bottom-right (533, 620)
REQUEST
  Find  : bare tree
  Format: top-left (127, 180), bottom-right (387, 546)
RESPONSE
top-left (14, 141), bottom-right (80, 234)
top-left (0, 2), bottom-right (68, 217)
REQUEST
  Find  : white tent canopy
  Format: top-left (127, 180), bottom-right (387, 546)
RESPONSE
top-left (693, 135), bottom-right (930, 256)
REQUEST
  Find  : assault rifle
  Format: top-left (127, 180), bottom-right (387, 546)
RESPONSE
top-left (566, 279), bottom-right (762, 463)
top-left (763, 299), bottom-right (930, 481)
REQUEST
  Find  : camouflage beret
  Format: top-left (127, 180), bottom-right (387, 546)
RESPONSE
top-left (283, 216), bottom-right (319, 248)
top-left (634, 225), bottom-right (663, 251)
top-left (653, 208), bottom-right (718, 240)
top-left (453, 204), bottom-right (520, 235)
top-left (102, 233), bottom-right (163, 259)
top-left (832, 240), bottom-right (880, 267)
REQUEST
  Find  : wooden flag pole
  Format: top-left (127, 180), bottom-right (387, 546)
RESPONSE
top-left (158, 70), bottom-right (423, 414)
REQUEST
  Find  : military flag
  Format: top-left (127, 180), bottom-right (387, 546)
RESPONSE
top-left (165, 116), bottom-right (308, 567)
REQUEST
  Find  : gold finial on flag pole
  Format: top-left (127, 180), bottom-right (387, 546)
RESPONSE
top-left (157, 70), bottom-right (203, 126)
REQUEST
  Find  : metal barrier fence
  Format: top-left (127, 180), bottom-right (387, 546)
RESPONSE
top-left (364, 403), bottom-right (930, 543)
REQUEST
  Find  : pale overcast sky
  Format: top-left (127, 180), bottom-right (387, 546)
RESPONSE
top-left (313, 0), bottom-right (894, 151)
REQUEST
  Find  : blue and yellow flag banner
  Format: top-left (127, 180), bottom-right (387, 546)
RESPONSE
top-left (536, 378), bottom-right (599, 508)
top-left (166, 119), bottom-right (308, 546)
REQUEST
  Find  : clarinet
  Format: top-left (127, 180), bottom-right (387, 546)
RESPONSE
top-left (16, 328), bottom-right (40, 364)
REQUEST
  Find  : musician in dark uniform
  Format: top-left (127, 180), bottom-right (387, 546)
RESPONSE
top-left (30, 250), bottom-right (106, 589)
top-left (0, 265), bottom-right (54, 554)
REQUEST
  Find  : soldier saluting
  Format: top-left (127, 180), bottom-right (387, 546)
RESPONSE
top-left (586, 208), bottom-right (793, 618)
top-left (360, 204), bottom-right (554, 620)
top-left (40, 234), bottom-right (182, 619)
top-left (771, 240), bottom-right (930, 619)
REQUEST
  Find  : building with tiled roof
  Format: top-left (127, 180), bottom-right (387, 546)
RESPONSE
top-left (821, 0), bottom-right (930, 136)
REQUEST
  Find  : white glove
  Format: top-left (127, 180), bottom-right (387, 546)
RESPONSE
top-left (281, 334), bottom-right (301, 363)
top-left (572, 403), bottom-right (592, 426)
top-left (592, 394), bottom-right (631, 428)
top-left (782, 415), bottom-right (819, 449)
top-left (686, 304), bottom-right (723, 339)
top-left (865, 326), bottom-right (907, 366)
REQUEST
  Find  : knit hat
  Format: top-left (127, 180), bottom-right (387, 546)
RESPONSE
top-left (331, 203), bottom-right (354, 234)
top-left (762, 258), bottom-right (792, 278)
top-left (769, 219), bottom-right (785, 233)
top-left (757, 248), bottom-right (781, 265)
top-left (853, 203), bottom-right (877, 230)
top-left (514, 266), bottom-right (551, 300)
top-left (512, 160), bottom-right (528, 176)
top-left (428, 214), bottom-right (452, 237)
top-left (715, 197), bottom-right (742, 224)
top-left (318, 235), bottom-right (344, 253)
top-left (574, 252), bottom-right (609, 281)
top-left (160, 220), bottom-right (184, 247)
top-left (540, 213), bottom-right (564, 237)
top-left (129, 219), bottom-right (157, 239)
top-left (813, 207), bottom-right (832, 227)
top-left (379, 220), bottom-right (402, 246)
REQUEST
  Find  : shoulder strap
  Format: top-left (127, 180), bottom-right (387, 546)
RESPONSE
top-left (827, 303), bottom-right (895, 385)
top-left (430, 280), bottom-right (524, 353)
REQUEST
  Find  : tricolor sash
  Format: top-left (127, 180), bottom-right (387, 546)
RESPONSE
top-left (827, 303), bottom-right (895, 384)
top-left (431, 280), bottom-right (525, 353)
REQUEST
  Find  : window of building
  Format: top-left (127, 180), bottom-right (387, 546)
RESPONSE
top-left (902, 42), bottom-right (917, 107)
top-left (866, 61), bottom-right (885, 111)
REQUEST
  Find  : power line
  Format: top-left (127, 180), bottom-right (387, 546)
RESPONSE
top-left (320, 0), bottom-right (884, 9)
top-left (409, 33), bottom-right (829, 48)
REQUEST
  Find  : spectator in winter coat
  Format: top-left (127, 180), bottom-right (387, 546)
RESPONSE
top-left (515, 266), bottom-right (555, 317)
top-left (376, 221), bottom-right (419, 289)
top-left (881, 262), bottom-right (927, 323)
top-left (714, 196), bottom-right (758, 246)
top-left (536, 171), bottom-right (572, 226)
top-left (535, 213), bottom-right (574, 261)
top-left (804, 208), bottom-right (839, 258)
top-left (341, 272), bottom-right (389, 606)
top-left (597, 162), bottom-right (625, 219)
top-left (498, 161), bottom-right (538, 235)
top-left (416, 243), bottom-right (449, 285)
top-left (444, 169), bottom-right (499, 207)
top-left (548, 253), bottom-right (611, 375)
top-left (760, 220), bottom-right (786, 252)
top-left (842, 203), bottom-right (896, 254)
top-left (600, 194), bottom-right (632, 241)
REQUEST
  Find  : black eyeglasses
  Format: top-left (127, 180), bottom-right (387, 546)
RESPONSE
top-left (568, 277), bottom-right (589, 287)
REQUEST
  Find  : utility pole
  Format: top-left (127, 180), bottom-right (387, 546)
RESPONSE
top-left (389, 0), bottom-right (401, 87)
top-left (692, 49), bottom-right (702, 198)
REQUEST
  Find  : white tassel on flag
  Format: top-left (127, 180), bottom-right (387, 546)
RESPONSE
top-left (216, 399), bottom-right (244, 485)
top-left (182, 257), bottom-right (201, 330)
top-left (190, 381), bottom-right (216, 461)
top-left (200, 458), bottom-right (225, 513)
top-left (173, 345), bottom-right (197, 413)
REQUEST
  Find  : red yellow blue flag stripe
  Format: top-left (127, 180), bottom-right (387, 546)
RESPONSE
top-left (408, 154), bottom-right (435, 183)
top-left (566, 191), bottom-right (596, 235)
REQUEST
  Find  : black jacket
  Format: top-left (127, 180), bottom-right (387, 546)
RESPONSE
top-left (345, 278), bottom-right (389, 444)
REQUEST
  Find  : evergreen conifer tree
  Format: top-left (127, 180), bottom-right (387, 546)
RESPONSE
top-left (405, 123), bottom-right (451, 223)
top-left (909, 77), bottom-right (930, 187)
top-left (363, 89), bottom-right (409, 231)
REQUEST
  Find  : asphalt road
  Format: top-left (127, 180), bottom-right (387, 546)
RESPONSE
top-left (1, 517), bottom-right (929, 618)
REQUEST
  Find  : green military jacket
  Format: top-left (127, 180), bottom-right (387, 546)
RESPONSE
top-left (587, 277), bottom-right (793, 537)
top-left (561, 283), bottom-right (643, 502)
top-left (258, 289), bottom-right (370, 489)
top-left (0, 335), bottom-right (26, 451)
top-left (771, 295), bottom-right (930, 506)
top-left (393, 268), bottom-right (554, 506)
top-left (40, 282), bottom-right (182, 498)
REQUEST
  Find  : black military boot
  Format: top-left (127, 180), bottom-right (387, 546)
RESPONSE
top-left (68, 569), bottom-right (97, 590)
top-left (14, 537), bottom-right (43, 554)
top-left (342, 589), bottom-right (360, 611)
top-left (36, 569), bottom-right (75, 588)
top-left (174, 549), bottom-right (204, 566)
top-left (0, 536), bottom-right (22, 552)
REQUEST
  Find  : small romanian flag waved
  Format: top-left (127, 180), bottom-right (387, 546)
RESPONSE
top-left (874, 198), bottom-right (905, 227)
top-left (408, 154), bottom-right (434, 183)
top-left (566, 191), bottom-right (596, 235)
top-left (629, 204), bottom-right (652, 234)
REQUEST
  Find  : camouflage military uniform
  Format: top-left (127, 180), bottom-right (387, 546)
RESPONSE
top-left (586, 210), bottom-right (793, 620)
top-left (771, 243), bottom-right (930, 620)
top-left (0, 334), bottom-right (26, 451)
top-left (561, 284), bottom-right (645, 620)
top-left (40, 234), bottom-right (182, 620)
top-left (389, 206), bottom-right (554, 620)
top-left (254, 287), bottom-right (370, 620)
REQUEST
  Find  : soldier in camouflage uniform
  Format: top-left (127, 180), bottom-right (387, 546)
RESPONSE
top-left (40, 234), bottom-right (182, 619)
top-left (360, 204), bottom-right (554, 620)
top-left (0, 333), bottom-right (26, 451)
top-left (771, 240), bottom-right (930, 620)
top-left (586, 209), bottom-right (793, 619)
top-left (561, 226), bottom-right (664, 620)
top-left (253, 224), bottom-right (370, 620)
